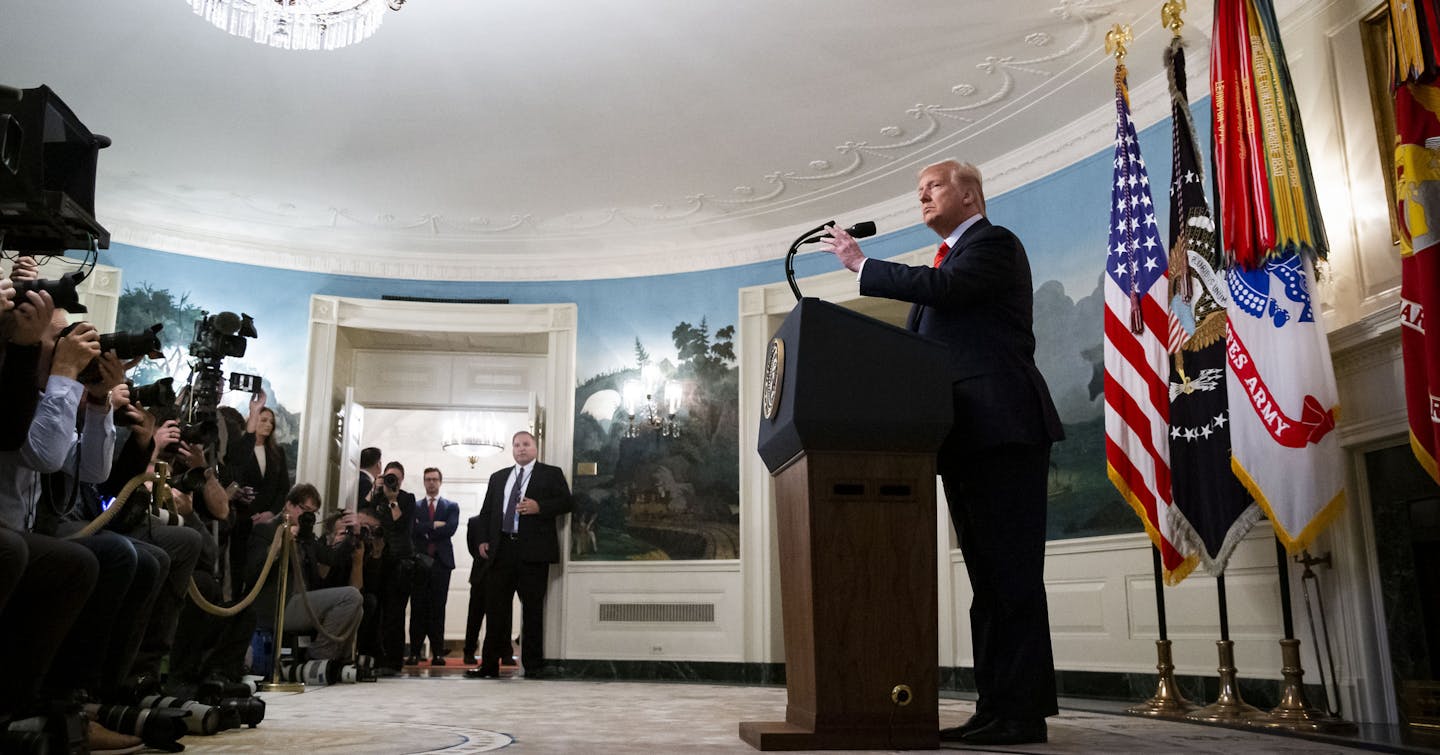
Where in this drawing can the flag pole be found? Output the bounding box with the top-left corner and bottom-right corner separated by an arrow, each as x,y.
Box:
1123,1 -> 1203,720
1127,545 -> 1196,716
1186,573 -> 1263,722
1248,538 -> 1356,733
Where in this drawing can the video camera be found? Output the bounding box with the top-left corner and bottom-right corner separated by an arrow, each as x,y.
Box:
168,310 -> 260,493
0,85 -> 109,254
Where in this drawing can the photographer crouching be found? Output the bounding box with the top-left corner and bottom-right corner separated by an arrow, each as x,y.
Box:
316,508 -> 386,661
245,484 -> 362,662
364,461 -> 415,674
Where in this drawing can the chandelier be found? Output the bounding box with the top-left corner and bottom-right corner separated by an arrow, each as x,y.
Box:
186,0 -> 406,52
442,413 -> 506,468
623,365 -> 683,439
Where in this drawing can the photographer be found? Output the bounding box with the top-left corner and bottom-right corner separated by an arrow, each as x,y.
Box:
0,258 -> 98,726
317,509 -> 385,660
365,460 -> 414,672
245,484 -> 362,662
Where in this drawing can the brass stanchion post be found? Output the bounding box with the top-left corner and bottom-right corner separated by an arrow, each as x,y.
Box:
259,514 -> 305,694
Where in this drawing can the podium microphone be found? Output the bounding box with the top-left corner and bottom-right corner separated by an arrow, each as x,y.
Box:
785,220 -> 877,301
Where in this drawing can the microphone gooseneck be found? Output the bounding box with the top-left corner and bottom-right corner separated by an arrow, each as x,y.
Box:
785,220 -> 877,301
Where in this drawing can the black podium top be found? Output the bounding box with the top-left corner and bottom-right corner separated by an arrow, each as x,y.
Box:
757,298 -> 954,474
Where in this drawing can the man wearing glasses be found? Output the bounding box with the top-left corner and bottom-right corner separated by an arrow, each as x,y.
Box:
246,483 -> 363,661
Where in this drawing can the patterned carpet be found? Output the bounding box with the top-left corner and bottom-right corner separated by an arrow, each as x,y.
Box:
174,678 -> 1405,754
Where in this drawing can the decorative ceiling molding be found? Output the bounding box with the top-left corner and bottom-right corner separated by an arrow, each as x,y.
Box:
95,0 -> 1203,274
108,33 -> 1211,283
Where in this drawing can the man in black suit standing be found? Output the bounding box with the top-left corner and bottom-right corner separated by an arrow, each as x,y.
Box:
466,431 -> 572,679
409,467 -> 459,665
822,159 -> 1064,746
358,446 -> 381,507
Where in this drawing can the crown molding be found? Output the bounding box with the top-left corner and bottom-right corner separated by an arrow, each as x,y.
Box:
105,2 -> 1227,282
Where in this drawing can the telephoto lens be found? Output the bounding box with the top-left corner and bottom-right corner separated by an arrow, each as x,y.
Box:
99,323 -> 163,360
14,271 -> 87,314
141,695 -> 223,735
131,377 -> 177,409
86,703 -> 189,750
216,697 -> 265,729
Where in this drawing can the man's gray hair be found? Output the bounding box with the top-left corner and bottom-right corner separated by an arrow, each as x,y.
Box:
921,159 -> 986,214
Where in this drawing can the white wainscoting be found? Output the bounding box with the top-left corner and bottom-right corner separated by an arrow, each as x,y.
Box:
950,530 -> 1288,679
561,561 -> 745,662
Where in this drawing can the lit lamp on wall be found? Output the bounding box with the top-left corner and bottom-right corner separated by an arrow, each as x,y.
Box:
442,413 -> 505,468
623,365 -> 683,439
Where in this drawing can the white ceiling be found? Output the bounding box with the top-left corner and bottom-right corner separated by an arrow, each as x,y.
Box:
2,0 -> 1209,278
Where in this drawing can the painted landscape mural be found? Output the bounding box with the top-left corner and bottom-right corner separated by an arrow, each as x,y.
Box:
92,98 -> 1205,555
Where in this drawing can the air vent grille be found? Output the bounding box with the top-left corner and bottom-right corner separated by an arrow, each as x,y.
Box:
598,602 -> 716,623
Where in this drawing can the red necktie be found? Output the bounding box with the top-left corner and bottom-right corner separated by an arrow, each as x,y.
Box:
428,498 -> 438,556
932,242 -> 950,268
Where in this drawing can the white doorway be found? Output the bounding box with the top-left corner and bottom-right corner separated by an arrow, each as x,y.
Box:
296,296 -> 577,653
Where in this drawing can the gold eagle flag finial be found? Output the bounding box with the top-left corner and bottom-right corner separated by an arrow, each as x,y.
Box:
1105,23 -> 1133,63
1161,0 -> 1186,38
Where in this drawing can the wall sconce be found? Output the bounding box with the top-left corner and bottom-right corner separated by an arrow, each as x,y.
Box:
623,365 -> 682,439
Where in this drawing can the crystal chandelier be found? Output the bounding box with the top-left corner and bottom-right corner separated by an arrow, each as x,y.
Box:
186,0 -> 405,51
623,365 -> 683,439
442,413 -> 506,468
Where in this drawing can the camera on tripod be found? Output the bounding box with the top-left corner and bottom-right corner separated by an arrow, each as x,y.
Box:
163,310 -> 259,493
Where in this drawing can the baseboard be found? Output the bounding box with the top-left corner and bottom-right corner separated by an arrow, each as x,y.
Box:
550,660 -> 1326,710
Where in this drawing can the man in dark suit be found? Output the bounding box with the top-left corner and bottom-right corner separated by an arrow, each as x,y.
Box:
409,466 -> 459,665
358,446 -> 381,508
461,513 -> 490,666
466,431 -> 572,679
823,159 -> 1064,746
365,459 -> 415,672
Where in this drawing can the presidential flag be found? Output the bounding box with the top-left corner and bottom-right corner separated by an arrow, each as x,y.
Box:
1163,36 -> 1259,575
1105,61 -> 1196,584
1391,0 -> 1440,484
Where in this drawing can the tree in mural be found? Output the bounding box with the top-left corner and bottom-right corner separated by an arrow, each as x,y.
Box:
117,283 -> 205,386
573,317 -> 739,561
116,283 -> 299,487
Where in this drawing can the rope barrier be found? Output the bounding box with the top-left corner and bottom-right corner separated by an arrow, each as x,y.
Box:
62,463 -> 170,540
186,522 -> 286,618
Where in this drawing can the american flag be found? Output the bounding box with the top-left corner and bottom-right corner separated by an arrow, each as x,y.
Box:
1103,66 -> 1195,583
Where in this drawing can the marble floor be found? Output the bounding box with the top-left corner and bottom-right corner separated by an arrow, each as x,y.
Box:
167,677 -> 1439,754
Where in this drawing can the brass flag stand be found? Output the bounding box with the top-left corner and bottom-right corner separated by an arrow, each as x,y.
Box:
1186,575 -> 1264,723
1247,540 -> 1355,733
1128,549 -> 1197,717
258,513 -> 305,694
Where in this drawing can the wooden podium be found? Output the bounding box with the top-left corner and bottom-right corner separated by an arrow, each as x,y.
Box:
742,299 -> 953,751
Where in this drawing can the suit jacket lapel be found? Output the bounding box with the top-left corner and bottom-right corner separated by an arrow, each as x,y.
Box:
910,217 -> 993,332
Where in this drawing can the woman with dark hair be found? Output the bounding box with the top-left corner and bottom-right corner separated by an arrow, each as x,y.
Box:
227,388 -> 290,592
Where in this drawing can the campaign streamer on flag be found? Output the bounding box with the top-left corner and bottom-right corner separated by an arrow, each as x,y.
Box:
1163,35 -> 1260,576
1215,0 -> 1346,552
1391,9 -> 1440,483
1211,0 -> 1329,269
1104,58 -> 1196,584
